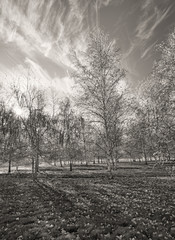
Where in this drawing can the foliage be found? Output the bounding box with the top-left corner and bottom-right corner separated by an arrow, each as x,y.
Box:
124,27 -> 175,163
72,29 -> 125,170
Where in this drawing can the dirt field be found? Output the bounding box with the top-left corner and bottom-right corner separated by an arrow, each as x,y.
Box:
0,165 -> 175,240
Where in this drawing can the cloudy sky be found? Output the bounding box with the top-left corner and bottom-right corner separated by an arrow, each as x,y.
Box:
0,0 -> 175,94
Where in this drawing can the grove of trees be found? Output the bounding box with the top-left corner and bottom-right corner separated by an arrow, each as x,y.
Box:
1,27 -> 175,175
125,27 -> 175,164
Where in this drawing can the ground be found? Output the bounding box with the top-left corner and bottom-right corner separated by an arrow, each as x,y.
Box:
0,163 -> 175,240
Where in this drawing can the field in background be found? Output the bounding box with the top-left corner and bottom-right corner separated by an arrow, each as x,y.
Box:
0,159 -> 166,174
0,163 -> 175,240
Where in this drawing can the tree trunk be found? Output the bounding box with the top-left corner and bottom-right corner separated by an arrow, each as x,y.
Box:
32,157 -> 35,174
60,158 -> 63,167
144,150 -> 148,165
70,161 -> 73,171
35,152 -> 39,173
98,156 -> 100,164
107,160 -> 114,179
107,160 -> 111,172
8,153 -> 12,174
142,141 -> 147,165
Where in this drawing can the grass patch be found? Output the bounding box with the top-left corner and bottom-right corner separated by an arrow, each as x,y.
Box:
0,165 -> 175,239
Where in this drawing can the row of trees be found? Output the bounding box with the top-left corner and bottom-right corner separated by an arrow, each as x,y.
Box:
0,86 -> 98,176
125,28 -> 175,163
0,30 -> 126,175
1,27 -> 175,174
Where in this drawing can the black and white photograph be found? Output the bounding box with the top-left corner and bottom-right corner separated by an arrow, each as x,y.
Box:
0,0 -> 175,239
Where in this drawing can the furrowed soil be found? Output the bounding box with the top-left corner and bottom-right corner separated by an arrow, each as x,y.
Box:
0,166 -> 175,240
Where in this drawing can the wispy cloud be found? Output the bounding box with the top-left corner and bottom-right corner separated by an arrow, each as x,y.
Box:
0,0 -> 173,94
140,41 -> 157,59
124,1 -> 171,62
136,3 -> 171,41
123,42 -> 136,59
0,0 -> 100,94
0,0 -> 127,76
141,0 -> 152,12
0,0 -> 91,64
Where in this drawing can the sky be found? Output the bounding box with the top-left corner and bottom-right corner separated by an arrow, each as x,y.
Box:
0,0 -> 175,96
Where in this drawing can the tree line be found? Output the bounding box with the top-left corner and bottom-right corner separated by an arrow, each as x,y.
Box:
125,27 -> 175,164
0,28 -> 175,175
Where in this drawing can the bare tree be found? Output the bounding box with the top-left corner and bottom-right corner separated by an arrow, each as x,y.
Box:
0,102 -> 21,173
13,84 -> 49,177
72,29 -> 125,171
59,97 -> 82,171
124,27 -> 175,165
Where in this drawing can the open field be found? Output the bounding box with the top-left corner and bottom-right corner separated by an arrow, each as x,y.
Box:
0,164 -> 175,240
